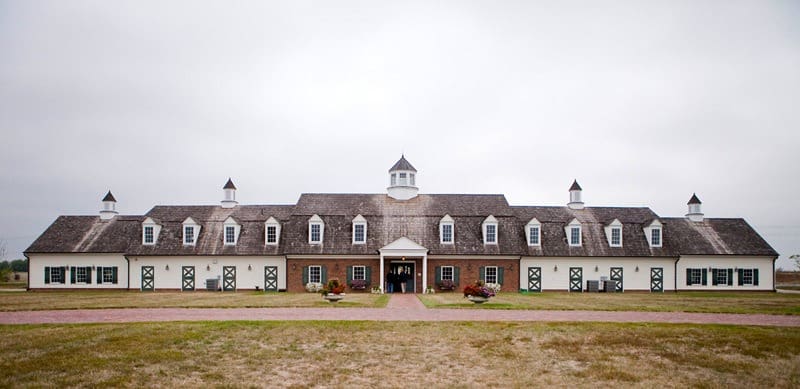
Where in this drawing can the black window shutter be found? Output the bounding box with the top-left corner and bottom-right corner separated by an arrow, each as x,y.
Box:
112,267 -> 118,284
44,267 -> 50,284
479,266 -> 486,282
346,266 -> 353,284
365,266 -> 371,286
497,267 -> 505,285
753,269 -> 759,286
321,266 -> 327,284
302,267 -> 308,285
60,267 -> 66,284
686,269 -> 691,286
712,269 -> 718,286
701,268 -> 707,286
727,269 -> 733,286
454,266 -> 460,286
86,267 -> 92,284
738,269 -> 744,286
434,266 -> 441,283
70,267 -> 76,284
97,267 -> 103,284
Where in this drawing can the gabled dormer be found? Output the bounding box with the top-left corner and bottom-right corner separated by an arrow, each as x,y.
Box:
352,214 -> 367,244
643,219 -> 663,248
142,217 -> 161,245
526,218 -> 541,246
604,219 -> 623,247
565,218 -> 582,247
223,216 -> 241,245
482,215 -> 498,245
439,214 -> 454,244
265,217 -> 281,246
182,217 -> 201,246
308,214 -> 324,244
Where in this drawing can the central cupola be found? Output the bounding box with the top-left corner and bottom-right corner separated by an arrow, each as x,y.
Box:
387,155 -> 418,200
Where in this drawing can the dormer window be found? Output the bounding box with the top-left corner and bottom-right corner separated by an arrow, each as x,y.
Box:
182,217 -> 201,246
309,214 -> 324,244
439,214 -> 454,244
643,220 -> 663,248
605,219 -> 623,247
223,217 -> 241,245
482,215 -> 498,245
142,217 -> 161,245
390,173 -> 397,186
526,218 -> 541,246
265,217 -> 280,246
352,215 -> 367,244
565,218 -> 582,247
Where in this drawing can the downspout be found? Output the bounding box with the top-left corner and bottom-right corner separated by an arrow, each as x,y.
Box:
24,254 -> 30,291
674,256 -> 680,293
772,256 -> 777,292
124,255 -> 131,290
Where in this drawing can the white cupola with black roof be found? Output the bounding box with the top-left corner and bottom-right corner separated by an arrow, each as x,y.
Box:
567,180 -> 584,210
387,155 -> 418,200
221,178 -> 238,208
686,193 -> 704,222
99,191 -> 118,220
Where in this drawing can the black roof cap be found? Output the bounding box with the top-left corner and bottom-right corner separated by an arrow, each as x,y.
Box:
389,155 -> 417,172
223,178 -> 237,190
102,191 -> 116,202
569,180 -> 582,191
688,193 -> 702,205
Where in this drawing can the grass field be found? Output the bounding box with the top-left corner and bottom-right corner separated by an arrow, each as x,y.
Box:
0,291 -> 389,311
419,291 -> 800,315
0,321 -> 797,387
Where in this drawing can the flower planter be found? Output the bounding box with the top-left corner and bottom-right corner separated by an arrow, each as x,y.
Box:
323,294 -> 345,303
467,295 -> 489,304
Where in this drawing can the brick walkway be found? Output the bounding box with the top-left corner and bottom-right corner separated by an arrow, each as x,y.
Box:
1,294 -> 799,327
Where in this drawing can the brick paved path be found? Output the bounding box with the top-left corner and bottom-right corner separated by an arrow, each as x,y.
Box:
1,294 -> 799,327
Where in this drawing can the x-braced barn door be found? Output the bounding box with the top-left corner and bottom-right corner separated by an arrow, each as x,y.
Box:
264,266 -> 278,291
650,267 -> 663,292
223,266 -> 236,291
569,267 -> 583,292
141,266 -> 154,291
527,267 -> 541,292
610,267 -> 623,292
182,266 -> 195,291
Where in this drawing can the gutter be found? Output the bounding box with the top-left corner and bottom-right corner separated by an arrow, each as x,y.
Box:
772,256 -> 778,292
24,254 -> 30,291
674,256 -> 679,293
124,255 -> 131,290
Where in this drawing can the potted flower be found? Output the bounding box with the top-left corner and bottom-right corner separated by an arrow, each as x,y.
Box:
437,279 -> 456,291
463,280 -> 496,304
349,279 -> 368,291
322,278 -> 347,303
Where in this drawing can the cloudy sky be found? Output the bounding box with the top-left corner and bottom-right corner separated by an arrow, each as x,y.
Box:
1,1 -> 798,268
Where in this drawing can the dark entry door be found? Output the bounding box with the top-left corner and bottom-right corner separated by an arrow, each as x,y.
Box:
223,266 -> 236,291
182,266 -> 195,291
527,267 -> 541,292
569,267 -> 583,292
141,266 -> 154,291
264,266 -> 278,291
650,267 -> 663,292
391,263 -> 415,293
610,267 -> 623,292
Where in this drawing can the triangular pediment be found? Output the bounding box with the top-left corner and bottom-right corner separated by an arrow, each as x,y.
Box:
380,237 -> 427,252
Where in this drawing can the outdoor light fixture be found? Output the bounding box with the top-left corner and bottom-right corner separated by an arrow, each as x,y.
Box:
635,266 -> 639,272
594,265 -> 599,272
207,265 -> 211,271
165,264 -> 169,271
554,265 -> 558,272
508,264 -> 513,271
248,265 -> 252,271
291,264 -> 296,270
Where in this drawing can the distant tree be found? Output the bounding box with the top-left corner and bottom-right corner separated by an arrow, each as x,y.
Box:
0,261 -> 9,271
10,259 -> 27,272
792,255 -> 800,271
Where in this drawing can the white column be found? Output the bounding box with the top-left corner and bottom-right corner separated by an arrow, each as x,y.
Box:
422,253 -> 428,292
379,252 -> 385,294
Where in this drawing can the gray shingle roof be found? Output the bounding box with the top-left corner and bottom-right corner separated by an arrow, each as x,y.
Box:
102,191 -> 116,202
389,155 -> 417,172
223,178 -> 237,190
661,218 -> 778,256
688,193 -> 702,204
569,180 -> 582,191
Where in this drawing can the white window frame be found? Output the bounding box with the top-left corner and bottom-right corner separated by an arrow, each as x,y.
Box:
353,265 -> 366,280
75,267 -> 87,283
142,217 -> 161,245
309,265 -> 322,284
182,217 -> 201,246
441,265 -> 454,281
526,218 -> 541,246
50,267 -> 63,283
650,228 -> 661,247
266,225 -> 278,244
352,214 -> 367,245
390,173 -> 397,186
265,217 -> 281,246
565,219 -> 582,247
715,269 -> 729,286
143,226 -> 154,244
482,215 -> 498,245
440,215 -> 454,244
398,172 -> 407,185
222,217 -> 240,246
184,226 -> 195,245
741,269 -> 754,285
689,268 -> 702,285
643,220 -> 663,248
485,266 -> 498,284
610,227 -> 621,247
410,173 -> 415,186
102,267 -> 114,283
225,226 -> 236,245
309,215 -> 324,244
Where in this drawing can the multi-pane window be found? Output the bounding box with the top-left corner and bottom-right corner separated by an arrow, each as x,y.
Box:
143,226 -> 154,244
651,228 -> 661,246
410,174 -> 415,186
75,267 -> 87,283
485,266 -> 498,284
390,173 -> 397,186
310,224 -> 321,243
485,224 -> 497,244
353,265 -> 366,280
441,266 -> 454,281
184,226 -> 195,245
398,172 -> 407,185
309,265 -> 321,283
266,225 -> 277,244
529,226 -> 540,245
742,269 -> 754,285
50,267 -> 63,283
441,224 -> 453,243
715,269 -> 728,285
225,226 -> 236,244
690,269 -> 702,285
353,224 -> 366,244
570,227 -> 581,246
103,267 -> 114,283
611,227 -> 621,246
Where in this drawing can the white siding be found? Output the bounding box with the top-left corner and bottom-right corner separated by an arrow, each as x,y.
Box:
519,257 -> 677,291
676,256 -> 774,291
28,253 -> 128,289
129,256 -> 286,291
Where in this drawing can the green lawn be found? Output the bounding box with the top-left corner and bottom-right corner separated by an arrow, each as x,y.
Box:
0,291 -> 389,311
0,321 -> 798,387
419,291 -> 800,315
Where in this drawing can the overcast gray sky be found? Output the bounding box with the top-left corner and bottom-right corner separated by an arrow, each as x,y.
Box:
1,1 -> 798,268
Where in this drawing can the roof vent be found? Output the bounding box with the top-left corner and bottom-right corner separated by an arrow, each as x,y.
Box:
99,191 -> 118,220
567,180 -> 584,210
686,193 -> 704,222
387,155 -> 418,200
221,178 -> 238,208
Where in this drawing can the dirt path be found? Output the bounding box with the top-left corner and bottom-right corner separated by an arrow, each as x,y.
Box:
1,294 -> 798,327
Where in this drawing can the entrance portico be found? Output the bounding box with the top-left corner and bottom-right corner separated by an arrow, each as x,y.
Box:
379,237 -> 428,293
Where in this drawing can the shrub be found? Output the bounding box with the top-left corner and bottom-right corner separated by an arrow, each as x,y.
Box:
463,280 -> 496,298
305,282 -> 324,293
